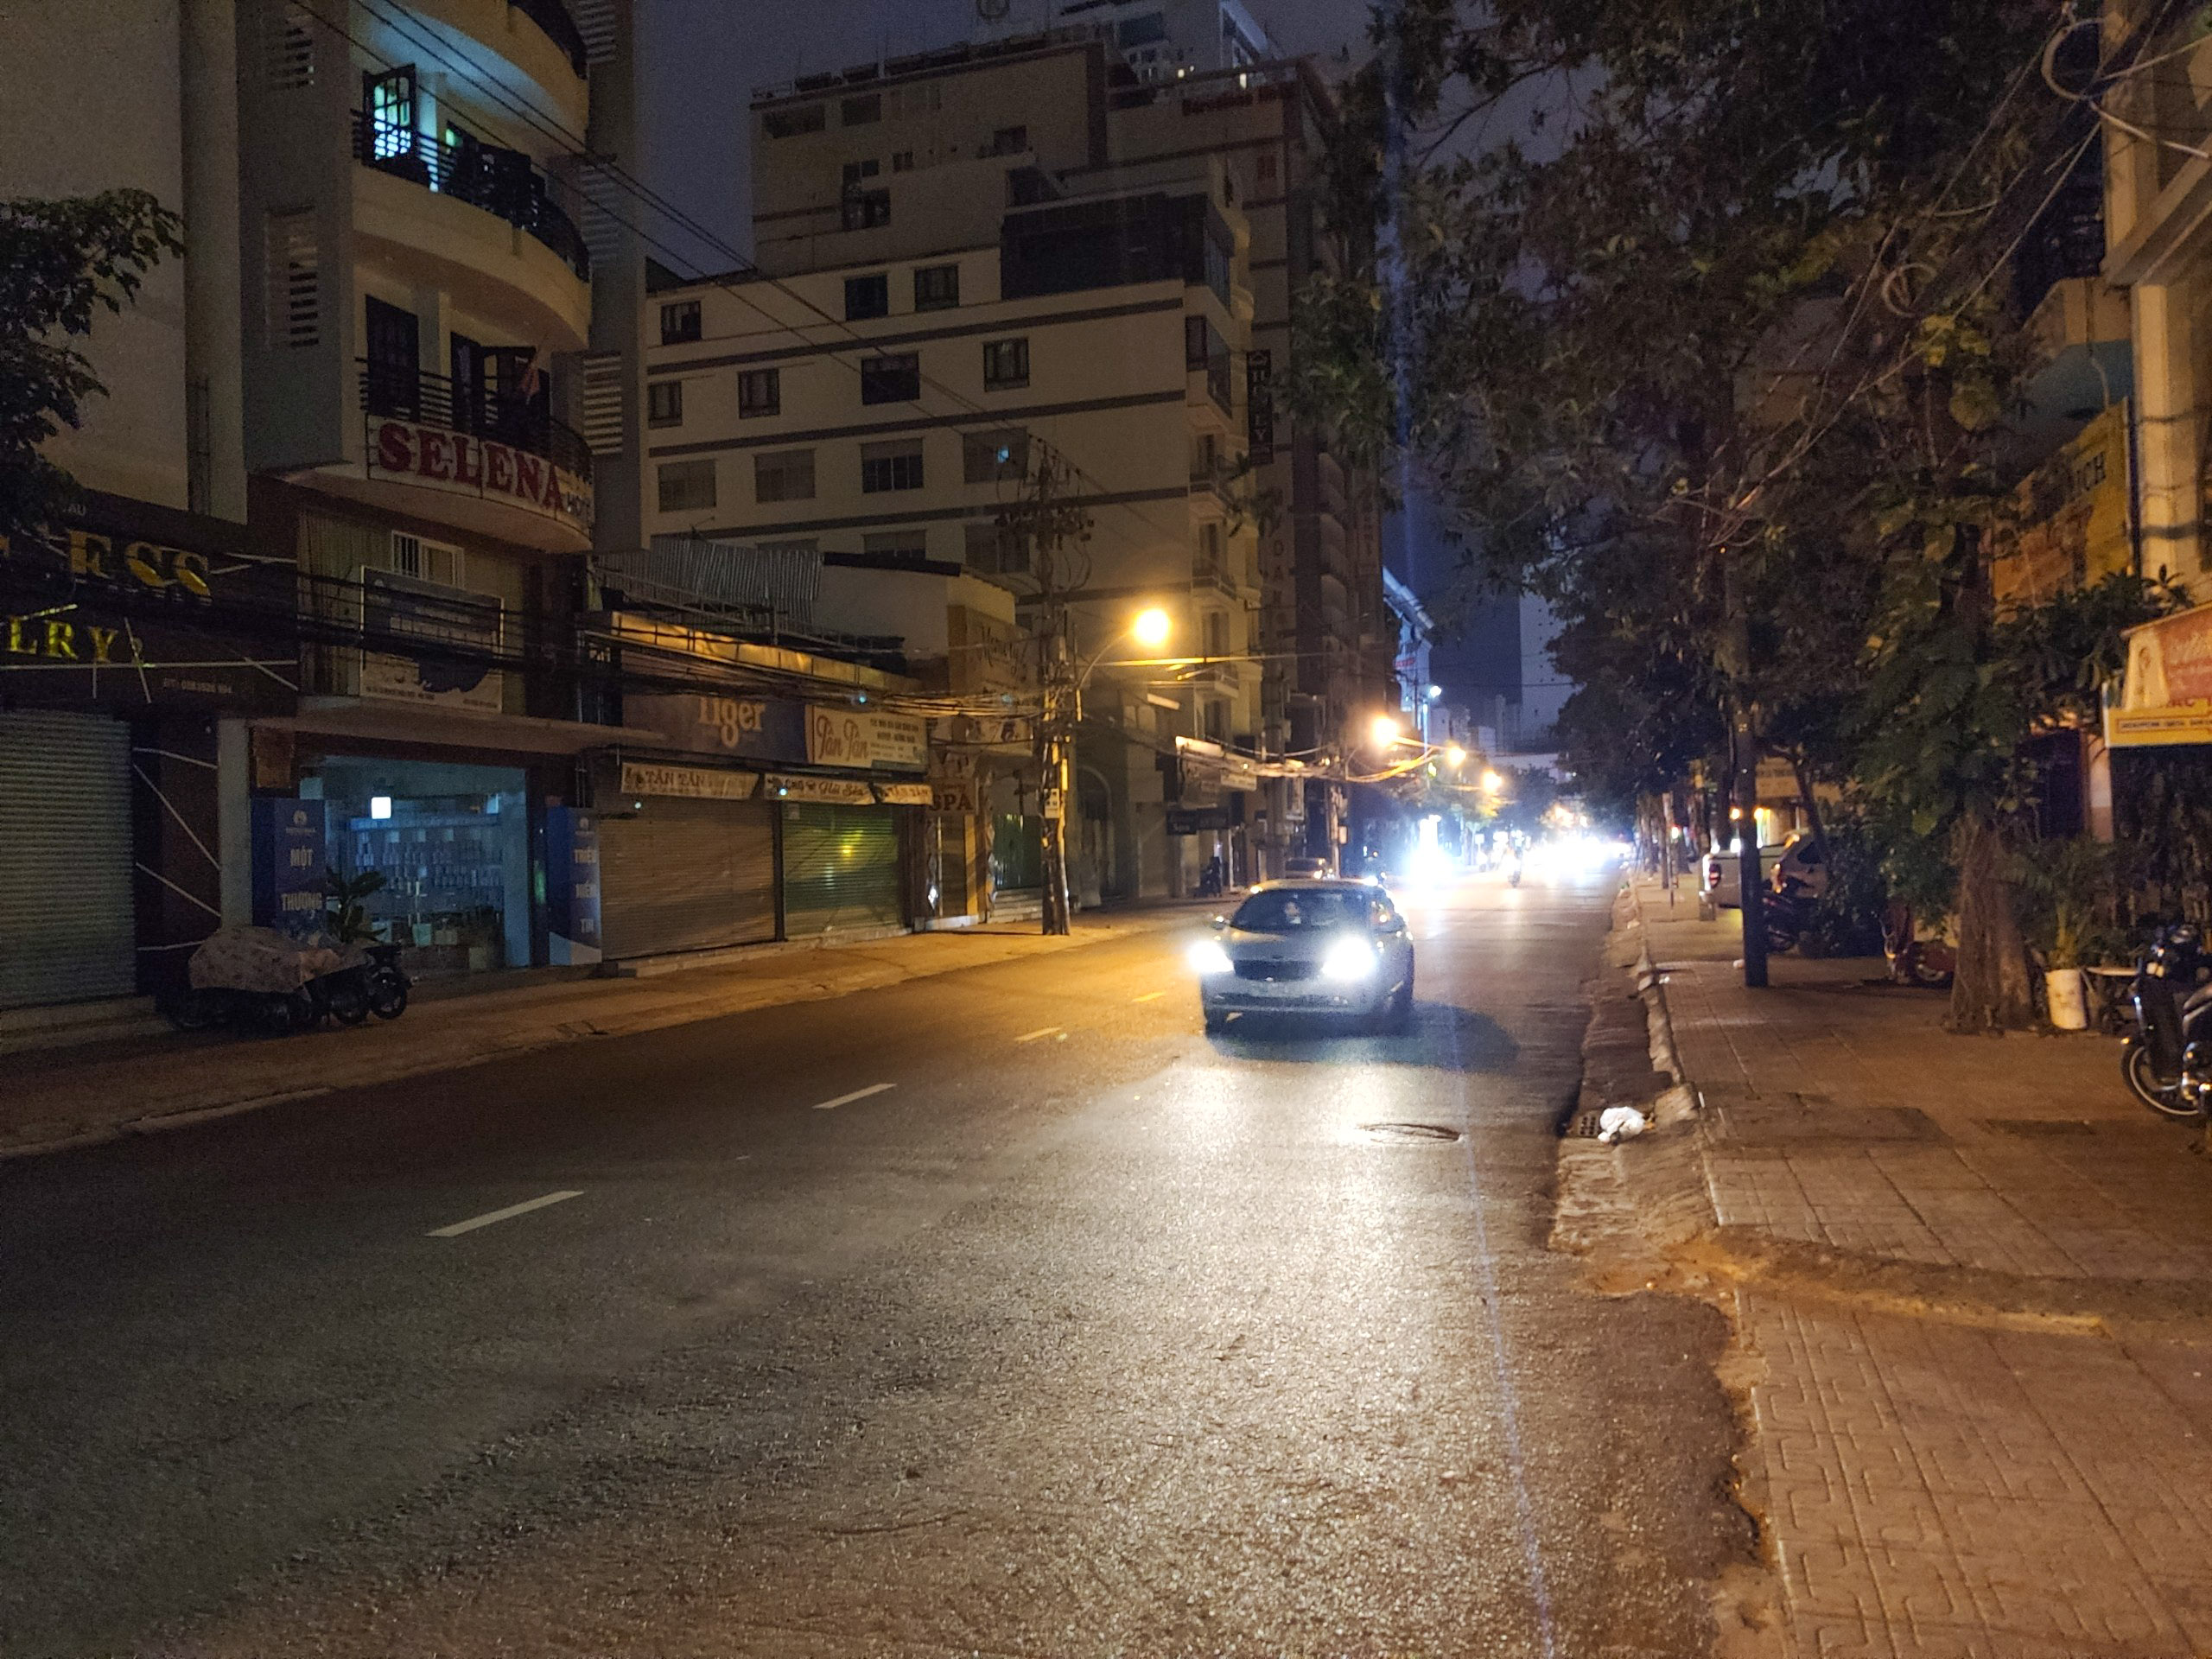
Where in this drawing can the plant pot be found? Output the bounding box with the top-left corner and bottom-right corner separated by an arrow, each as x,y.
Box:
2045,967 -> 2089,1031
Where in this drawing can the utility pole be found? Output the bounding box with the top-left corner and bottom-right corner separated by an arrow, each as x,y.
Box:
1721,551 -> 1767,988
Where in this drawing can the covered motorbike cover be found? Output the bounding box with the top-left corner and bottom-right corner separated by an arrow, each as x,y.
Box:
188,927 -> 346,994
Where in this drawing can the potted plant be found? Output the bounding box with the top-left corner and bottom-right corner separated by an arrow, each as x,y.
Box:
2018,838 -> 2114,1031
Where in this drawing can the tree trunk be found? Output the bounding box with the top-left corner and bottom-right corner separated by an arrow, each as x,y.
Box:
1948,813 -> 2035,1033
1789,752 -> 1828,865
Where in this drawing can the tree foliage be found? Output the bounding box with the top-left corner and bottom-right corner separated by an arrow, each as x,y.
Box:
0,190 -> 183,542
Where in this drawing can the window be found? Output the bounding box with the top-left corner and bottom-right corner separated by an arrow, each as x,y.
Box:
892,149 -> 915,172
844,272 -> 889,320
841,158 -> 880,188
862,531 -> 930,563
1203,611 -> 1230,658
763,102 -> 825,137
657,459 -> 716,513
988,124 -> 1028,156
964,521 -> 1026,576
842,190 -> 891,232
1116,11 -> 1167,47
364,65 -> 416,161
646,379 -> 683,426
1192,433 -> 1219,477
842,93 -> 882,125
1203,699 -> 1229,741
860,353 -> 920,404
1196,521 -> 1223,574
982,336 -> 1029,391
963,429 -> 1029,484
753,448 -> 816,503
861,439 -> 924,493
913,263 -> 959,310
265,210 -> 319,349
1256,150 -> 1278,186
390,531 -> 462,588
660,300 -> 701,344
738,367 -> 780,418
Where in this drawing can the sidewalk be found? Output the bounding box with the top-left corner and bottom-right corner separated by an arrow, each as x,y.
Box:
1563,877 -> 2212,1659
0,912 -> 1189,1164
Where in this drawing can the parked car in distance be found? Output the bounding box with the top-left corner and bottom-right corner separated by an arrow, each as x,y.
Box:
1702,839 -> 1809,907
1282,855 -> 1332,880
1191,880 -> 1414,1034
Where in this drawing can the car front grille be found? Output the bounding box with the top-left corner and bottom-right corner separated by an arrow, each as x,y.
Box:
1236,958 -> 1319,982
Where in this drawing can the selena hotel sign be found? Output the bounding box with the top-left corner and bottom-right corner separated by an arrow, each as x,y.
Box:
368,419 -> 593,532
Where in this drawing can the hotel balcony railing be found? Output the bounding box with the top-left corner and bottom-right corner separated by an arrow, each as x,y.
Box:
512,0 -> 588,78
351,113 -> 591,281
357,359 -> 594,484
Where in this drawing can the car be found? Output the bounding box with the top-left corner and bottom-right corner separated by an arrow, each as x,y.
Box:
1700,834 -> 1825,908
1191,879 -> 1415,1034
1282,855 -> 1332,880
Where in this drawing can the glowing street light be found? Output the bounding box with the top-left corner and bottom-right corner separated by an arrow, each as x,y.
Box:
1370,714 -> 1402,751
1130,606 -> 1172,650
1444,743 -> 1467,768
1480,768 -> 1503,794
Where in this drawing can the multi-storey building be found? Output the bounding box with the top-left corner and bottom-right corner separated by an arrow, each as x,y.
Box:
635,33 -> 1268,902
0,0 -> 295,1020
232,0 -> 636,979
984,0 -> 1274,85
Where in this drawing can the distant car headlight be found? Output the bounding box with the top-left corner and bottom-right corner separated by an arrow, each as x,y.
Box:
1190,940 -> 1235,976
1321,938 -> 1378,981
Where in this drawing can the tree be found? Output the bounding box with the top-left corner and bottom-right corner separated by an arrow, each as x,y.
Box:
1,191 -> 183,542
1290,0 -> 2130,1019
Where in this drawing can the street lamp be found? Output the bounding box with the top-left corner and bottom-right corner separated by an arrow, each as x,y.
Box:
1039,605 -> 1173,937
1130,606 -> 1172,651
1444,744 -> 1467,769
1370,714 -> 1402,751
1481,768 -> 1503,794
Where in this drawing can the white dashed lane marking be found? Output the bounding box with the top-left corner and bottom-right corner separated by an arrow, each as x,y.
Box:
810,1083 -> 895,1111
426,1191 -> 583,1238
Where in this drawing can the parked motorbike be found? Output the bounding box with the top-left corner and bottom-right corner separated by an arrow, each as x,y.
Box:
2121,922 -> 2212,1122
1762,873 -> 1817,954
159,928 -> 410,1037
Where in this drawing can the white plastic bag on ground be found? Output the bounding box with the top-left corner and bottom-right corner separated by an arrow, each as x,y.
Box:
1597,1105 -> 1649,1144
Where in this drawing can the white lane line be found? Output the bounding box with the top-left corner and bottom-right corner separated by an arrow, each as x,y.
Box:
811,1082 -> 894,1111
1131,991 -> 1166,1003
426,1190 -> 583,1238
1012,1025 -> 1065,1044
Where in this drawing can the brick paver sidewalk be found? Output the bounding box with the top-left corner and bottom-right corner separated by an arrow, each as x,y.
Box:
1581,878 -> 2212,1659
0,913 -> 1185,1163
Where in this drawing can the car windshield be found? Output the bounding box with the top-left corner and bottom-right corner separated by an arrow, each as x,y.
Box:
1230,889 -> 1371,932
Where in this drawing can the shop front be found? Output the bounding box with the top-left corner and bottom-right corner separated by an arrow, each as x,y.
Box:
0,491 -> 296,1010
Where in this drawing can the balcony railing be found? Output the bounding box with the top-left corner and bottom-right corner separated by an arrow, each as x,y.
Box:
351,113 -> 591,281
512,0 -> 588,79
357,359 -> 594,484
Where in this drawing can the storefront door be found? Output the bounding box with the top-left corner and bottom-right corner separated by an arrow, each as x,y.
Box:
598,797 -> 777,958
0,710 -> 135,1008
781,804 -> 900,937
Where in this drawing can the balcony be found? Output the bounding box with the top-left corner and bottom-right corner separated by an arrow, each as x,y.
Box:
352,113 -> 590,281
333,359 -> 594,550
512,0 -> 588,78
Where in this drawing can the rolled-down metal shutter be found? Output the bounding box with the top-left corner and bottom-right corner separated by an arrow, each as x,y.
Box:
598,797 -> 776,957
780,803 -> 899,936
0,710 -> 135,1007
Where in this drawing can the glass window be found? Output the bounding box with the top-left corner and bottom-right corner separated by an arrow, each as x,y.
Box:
963,429 -> 1029,485
963,522 -> 1026,576
753,448 -> 816,503
657,459 -> 715,512
844,272 -> 889,320
365,65 -> 416,162
860,353 -> 920,404
860,440 -> 924,493
892,149 -> 915,172
762,102 -> 825,138
841,190 -> 891,232
842,93 -> 881,125
646,379 -> 683,426
862,531 -> 930,563
982,336 -> 1029,391
738,366 -> 779,417
913,263 -> 960,310
660,300 -> 701,345
841,158 -> 880,187
989,124 -> 1028,155
1230,888 -> 1369,932
1204,611 -> 1229,657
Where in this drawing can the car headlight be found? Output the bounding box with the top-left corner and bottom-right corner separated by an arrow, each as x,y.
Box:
1189,940 -> 1235,976
1321,938 -> 1378,981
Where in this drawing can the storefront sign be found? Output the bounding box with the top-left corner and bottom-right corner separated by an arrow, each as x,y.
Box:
368,419 -> 594,532
806,704 -> 927,771
766,773 -> 877,805
948,605 -> 1027,693
625,692 -> 808,764
2109,601 -> 2212,747
1167,807 -> 1231,836
359,569 -> 505,712
251,798 -> 327,938
875,782 -> 935,805
619,760 -> 760,800
1993,401 -> 2133,607
543,807 -> 601,965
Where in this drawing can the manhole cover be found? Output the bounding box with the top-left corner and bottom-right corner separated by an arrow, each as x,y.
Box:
1357,1122 -> 1462,1142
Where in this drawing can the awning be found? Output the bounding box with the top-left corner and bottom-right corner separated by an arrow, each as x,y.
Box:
268,696 -> 643,756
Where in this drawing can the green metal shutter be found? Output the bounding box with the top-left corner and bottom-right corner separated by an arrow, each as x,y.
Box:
780,803 -> 900,936
598,797 -> 776,957
0,710 -> 136,1008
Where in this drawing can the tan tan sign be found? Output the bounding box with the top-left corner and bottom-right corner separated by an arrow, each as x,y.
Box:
618,761 -> 759,800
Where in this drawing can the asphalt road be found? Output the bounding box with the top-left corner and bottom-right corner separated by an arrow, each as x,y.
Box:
0,868 -> 1746,1658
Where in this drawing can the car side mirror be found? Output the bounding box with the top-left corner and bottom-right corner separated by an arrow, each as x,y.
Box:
1380,915 -> 1406,935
